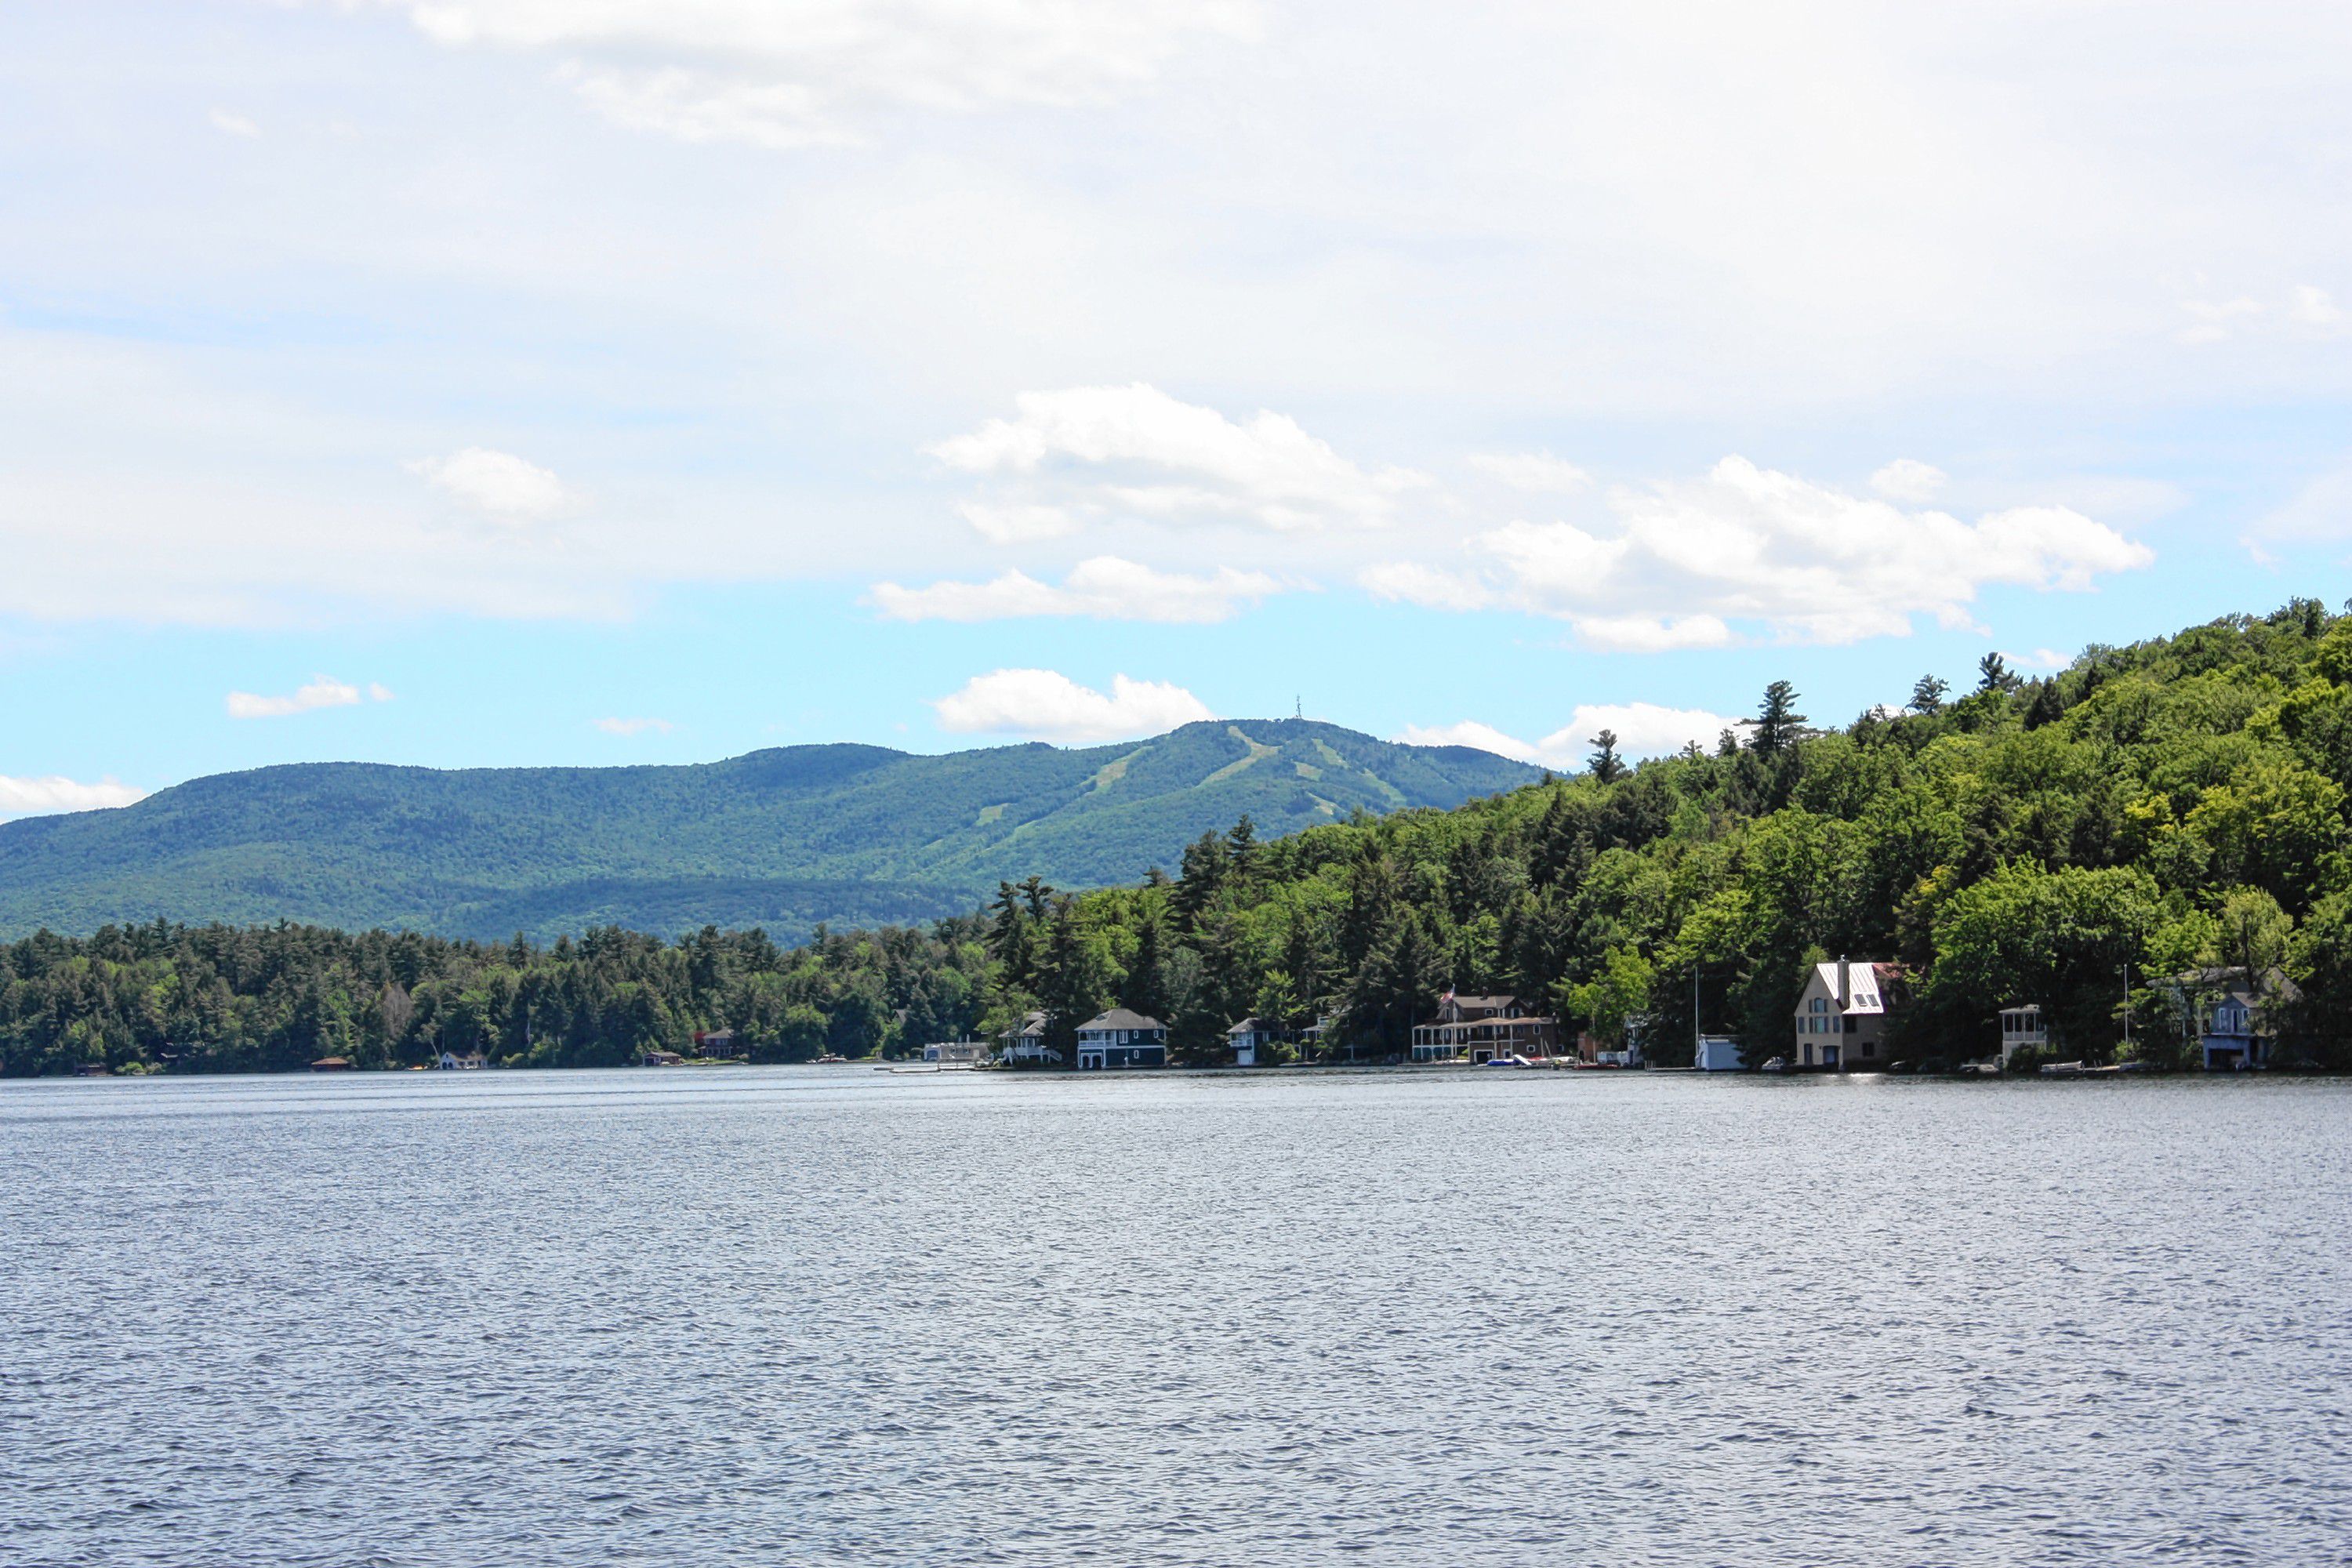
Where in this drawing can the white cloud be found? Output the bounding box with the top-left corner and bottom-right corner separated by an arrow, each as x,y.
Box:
871,556 -> 1279,623
224,675 -> 394,720
1471,452 -> 1591,494
208,109 -> 260,138
932,383 -> 1426,537
0,775 -> 149,821
348,0 -> 1256,150
594,716 -> 674,735
1363,456 -> 2151,649
1869,459 -> 1946,503
1399,702 -> 1738,768
931,668 -> 1214,743
408,447 -> 570,523
2292,285 -> 2347,332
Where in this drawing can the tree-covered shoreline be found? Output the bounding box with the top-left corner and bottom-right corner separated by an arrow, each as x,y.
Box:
9,601 -> 2352,1077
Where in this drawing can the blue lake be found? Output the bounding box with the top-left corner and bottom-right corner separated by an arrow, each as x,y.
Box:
3,1067 -> 2347,1565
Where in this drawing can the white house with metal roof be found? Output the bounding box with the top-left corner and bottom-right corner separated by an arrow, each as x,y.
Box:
1791,958 -> 1897,1069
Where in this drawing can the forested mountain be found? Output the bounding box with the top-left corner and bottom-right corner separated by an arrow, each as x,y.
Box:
9,601 -> 2352,1078
0,720 -> 1536,942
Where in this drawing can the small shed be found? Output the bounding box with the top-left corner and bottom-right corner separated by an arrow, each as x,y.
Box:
1693,1036 -> 1744,1072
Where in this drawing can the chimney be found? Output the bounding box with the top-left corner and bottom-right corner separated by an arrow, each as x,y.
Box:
1837,955 -> 1851,1010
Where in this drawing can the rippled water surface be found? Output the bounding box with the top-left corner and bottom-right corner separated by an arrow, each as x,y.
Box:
3,1068 -> 2349,1566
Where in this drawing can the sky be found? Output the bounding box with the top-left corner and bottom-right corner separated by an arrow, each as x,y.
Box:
4,0 -> 2351,816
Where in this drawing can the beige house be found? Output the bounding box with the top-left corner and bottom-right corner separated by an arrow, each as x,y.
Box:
1791,958 -> 1898,1069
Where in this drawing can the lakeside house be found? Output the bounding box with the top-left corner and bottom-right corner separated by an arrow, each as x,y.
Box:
1791,958 -> 1900,1069
692,1029 -> 746,1060
436,1047 -> 488,1070
1997,1004 -> 2048,1066
310,1056 -> 353,1072
1074,1009 -> 1167,1070
997,1011 -> 1061,1067
637,1048 -> 684,1066
2171,967 -> 2298,1070
1410,993 -> 1561,1063
1225,1017 -> 1279,1066
922,1039 -> 989,1063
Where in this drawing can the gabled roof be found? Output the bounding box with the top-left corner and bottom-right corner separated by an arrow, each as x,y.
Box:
1801,960 -> 1897,1014
1226,1017 -> 1269,1035
1078,1008 -> 1166,1033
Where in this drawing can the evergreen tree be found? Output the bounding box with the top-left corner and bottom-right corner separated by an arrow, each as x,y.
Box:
1124,911 -> 1171,1021
1976,652 -> 2020,694
1171,831 -> 1230,932
2023,679 -> 2066,730
1742,681 -> 1808,755
1908,674 -> 1948,713
1037,898 -> 1113,1065
1588,729 -> 1627,784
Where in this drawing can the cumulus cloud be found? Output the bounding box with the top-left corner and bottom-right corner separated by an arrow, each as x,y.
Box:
409,447 -> 570,523
931,668 -> 1214,743
594,716 -> 675,735
1363,456 -> 2151,649
1869,459 -> 1946,503
349,0 -> 1256,150
225,675 -> 394,720
0,775 -> 149,821
1399,702 -> 1738,768
1470,452 -> 1592,494
932,383 -> 1425,539
871,556 -> 1279,623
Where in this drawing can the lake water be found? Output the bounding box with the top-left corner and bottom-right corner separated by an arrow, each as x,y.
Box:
2,1067 -> 2347,1566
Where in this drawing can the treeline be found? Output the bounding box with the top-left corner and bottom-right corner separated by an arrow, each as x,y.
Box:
0,920 -> 989,1076
9,600 -> 2352,1076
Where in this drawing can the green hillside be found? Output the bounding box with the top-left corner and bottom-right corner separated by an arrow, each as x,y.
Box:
0,720 -> 1537,942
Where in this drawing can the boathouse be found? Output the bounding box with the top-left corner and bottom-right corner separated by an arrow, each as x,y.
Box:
1225,1017 -> 1279,1066
1073,1009 -> 1167,1070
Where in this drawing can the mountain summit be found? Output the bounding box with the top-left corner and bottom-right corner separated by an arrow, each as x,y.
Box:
0,720 -> 1537,941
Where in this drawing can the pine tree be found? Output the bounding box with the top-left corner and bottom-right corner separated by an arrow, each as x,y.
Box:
1908,674 -> 1948,714
2023,679 -> 2066,730
1125,912 -> 1171,1021
1588,728 -> 1628,784
1741,681 -> 1808,755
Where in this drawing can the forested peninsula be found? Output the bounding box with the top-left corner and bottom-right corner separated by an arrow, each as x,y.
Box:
8,601 -> 2352,1077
